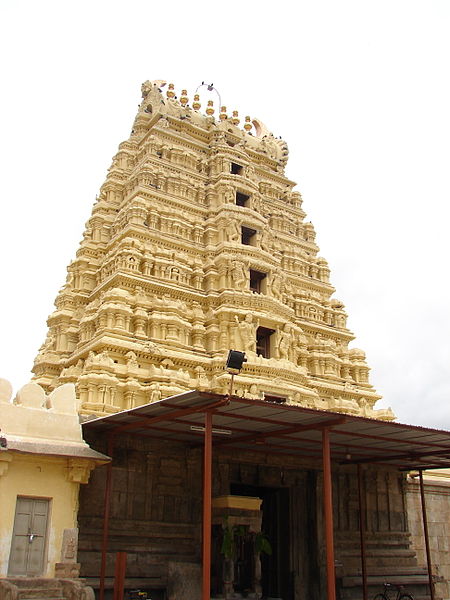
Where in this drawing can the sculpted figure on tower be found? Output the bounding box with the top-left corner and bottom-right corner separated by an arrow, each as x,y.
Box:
235,314 -> 259,354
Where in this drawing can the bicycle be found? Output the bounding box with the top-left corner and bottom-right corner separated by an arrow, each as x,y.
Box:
126,591 -> 149,600
373,582 -> 414,600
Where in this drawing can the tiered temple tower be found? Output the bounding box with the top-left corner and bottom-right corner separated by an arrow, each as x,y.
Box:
32,80 -> 394,420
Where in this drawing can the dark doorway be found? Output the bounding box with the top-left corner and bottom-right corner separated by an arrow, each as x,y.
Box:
256,326 -> 274,357
231,483 -> 292,600
236,191 -> 250,207
242,226 -> 257,246
250,270 -> 267,294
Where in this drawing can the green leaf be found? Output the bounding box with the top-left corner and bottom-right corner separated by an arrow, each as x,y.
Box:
255,531 -> 272,556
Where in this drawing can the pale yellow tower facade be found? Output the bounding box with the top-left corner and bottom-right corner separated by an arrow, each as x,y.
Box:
32,80 -> 393,420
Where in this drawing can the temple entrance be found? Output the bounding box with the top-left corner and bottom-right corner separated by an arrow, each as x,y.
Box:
231,484 -> 292,600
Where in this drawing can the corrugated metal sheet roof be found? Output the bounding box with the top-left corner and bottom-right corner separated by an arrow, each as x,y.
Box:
83,391 -> 450,470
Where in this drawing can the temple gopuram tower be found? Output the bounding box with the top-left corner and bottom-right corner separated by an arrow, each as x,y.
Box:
32,80 -> 394,421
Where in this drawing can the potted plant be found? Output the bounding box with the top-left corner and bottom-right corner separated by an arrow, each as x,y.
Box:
220,518 -> 272,599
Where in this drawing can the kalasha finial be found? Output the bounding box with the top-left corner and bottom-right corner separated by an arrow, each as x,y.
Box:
166,83 -> 175,99
231,110 -> 240,126
192,94 -> 201,111
180,90 -> 188,107
219,106 -> 228,121
244,116 -> 252,132
206,100 -> 215,116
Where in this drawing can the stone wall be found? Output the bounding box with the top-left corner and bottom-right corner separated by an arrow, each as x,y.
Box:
79,431 -> 422,600
406,475 -> 450,599
78,433 -> 203,593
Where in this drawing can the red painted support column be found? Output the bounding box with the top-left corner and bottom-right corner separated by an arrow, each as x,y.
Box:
322,427 -> 336,600
202,411 -> 213,600
357,464 -> 368,600
419,470 -> 435,600
100,435 -> 114,600
113,552 -> 127,600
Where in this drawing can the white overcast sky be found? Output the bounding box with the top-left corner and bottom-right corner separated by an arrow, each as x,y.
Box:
1,0 -> 449,428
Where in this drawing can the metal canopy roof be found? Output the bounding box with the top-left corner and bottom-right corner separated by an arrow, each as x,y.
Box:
83,391 -> 450,471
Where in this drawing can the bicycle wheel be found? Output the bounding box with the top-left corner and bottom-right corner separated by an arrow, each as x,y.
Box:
373,594 -> 388,600
399,594 -> 414,600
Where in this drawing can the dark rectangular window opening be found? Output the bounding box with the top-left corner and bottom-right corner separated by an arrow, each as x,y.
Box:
256,326 -> 275,358
264,394 -> 287,404
231,162 -> 244,175
236,192 -> 250,207
250,269 -> 266,294
242,226 -> 257,246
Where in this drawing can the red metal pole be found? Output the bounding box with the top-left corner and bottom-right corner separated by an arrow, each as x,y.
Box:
100,435 -> 114,600
202,411 -> 213,600
113,552 -> 127,600
357,464 -> 368,600
419,470 -> 435,600
322,427 -> 336,600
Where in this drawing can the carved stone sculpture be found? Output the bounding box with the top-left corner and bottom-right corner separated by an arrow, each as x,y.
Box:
235,314 -> 259,354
